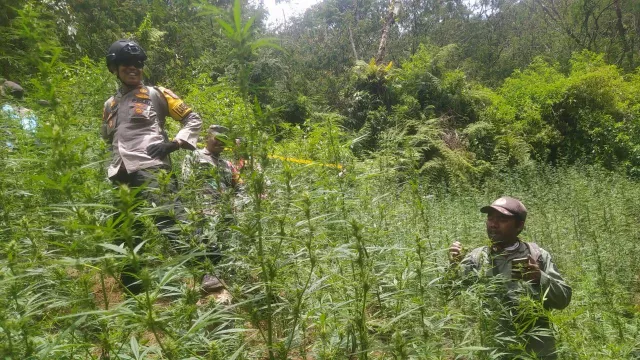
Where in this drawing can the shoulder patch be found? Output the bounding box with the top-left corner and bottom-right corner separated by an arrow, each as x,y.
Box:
156,86 -> 192,120
103,97 -> 117,125
172,102 -> 191,118
160,87 -> 179,99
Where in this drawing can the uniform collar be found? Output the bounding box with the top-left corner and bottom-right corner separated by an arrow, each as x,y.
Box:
503,241 -> 521,252
491,239 -> 521,254
118,83 -> 145,96
199,148 -> 220,162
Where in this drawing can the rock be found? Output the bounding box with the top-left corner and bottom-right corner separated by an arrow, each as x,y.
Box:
3,81 -> 24,98
37,100 -> 51,107
201,274 -> 226,294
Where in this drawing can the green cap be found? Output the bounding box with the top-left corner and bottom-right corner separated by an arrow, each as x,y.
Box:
207,125 -> 230,141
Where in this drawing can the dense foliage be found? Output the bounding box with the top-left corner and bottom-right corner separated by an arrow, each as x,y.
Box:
2,0 -> 640,358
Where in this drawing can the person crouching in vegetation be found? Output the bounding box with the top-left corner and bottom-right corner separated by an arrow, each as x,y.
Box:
101,39 -> 202,293
1,80 -> 37,150
182,125 -> 240,293
448,196 -> 572,359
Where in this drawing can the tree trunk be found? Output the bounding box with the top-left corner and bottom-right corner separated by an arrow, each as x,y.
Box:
348,26 -> 359,61
375,0 -> 396,64
613,0 -> 632,68
349,0 -> 360,61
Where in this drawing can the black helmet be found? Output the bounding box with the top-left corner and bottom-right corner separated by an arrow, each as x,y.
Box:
105,40 -> 147,69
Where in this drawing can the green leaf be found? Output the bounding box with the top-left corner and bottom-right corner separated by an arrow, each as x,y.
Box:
196,2 -> 222,17
99,243 -> 128,255
455,346 -> 492,352
233,0 -> 242,33
216,18 -> 235,38
133,240 -> 147,254
250,38 -> 283,51
130,336 -> 140,359
242,16 -> 255,35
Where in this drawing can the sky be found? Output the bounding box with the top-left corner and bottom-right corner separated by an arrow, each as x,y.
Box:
263,0 -> 321,28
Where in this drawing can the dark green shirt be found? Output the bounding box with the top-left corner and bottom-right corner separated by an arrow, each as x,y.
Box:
460,241 -> 571,310
457,240 -> 571,359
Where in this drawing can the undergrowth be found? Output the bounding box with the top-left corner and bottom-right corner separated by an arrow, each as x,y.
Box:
2,1 -> 640,359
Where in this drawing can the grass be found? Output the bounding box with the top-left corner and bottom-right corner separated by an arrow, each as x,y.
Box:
1,12 -> 639,354
3,113 -> 640,360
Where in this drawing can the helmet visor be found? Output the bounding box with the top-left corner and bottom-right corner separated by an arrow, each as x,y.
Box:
119,59 -> 144,69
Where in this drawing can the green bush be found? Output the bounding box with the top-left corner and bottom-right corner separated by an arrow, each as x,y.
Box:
480,52 -> 640,173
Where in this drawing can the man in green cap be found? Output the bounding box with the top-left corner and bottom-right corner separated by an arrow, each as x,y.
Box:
448,196 -> 572,359
182,125 -> 240,293
182,125 -> 240,199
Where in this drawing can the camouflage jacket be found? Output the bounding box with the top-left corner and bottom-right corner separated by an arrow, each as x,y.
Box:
182,148 -> 239,202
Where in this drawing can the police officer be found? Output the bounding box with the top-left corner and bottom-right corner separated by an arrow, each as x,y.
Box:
448,196 -> 572,359
182,125 -> 240,293
102,39 -> 201,184
102,39 -> 202,293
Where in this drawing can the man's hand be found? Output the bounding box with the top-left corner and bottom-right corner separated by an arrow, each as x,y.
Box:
522,254 -> 542,284
146,140 -> 180,159
513,255 -> 542,283
449,241 -> 464,263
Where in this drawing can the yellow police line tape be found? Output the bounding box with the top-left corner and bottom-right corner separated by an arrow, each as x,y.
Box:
196,143 -> 344,169
268,154 -> 343,170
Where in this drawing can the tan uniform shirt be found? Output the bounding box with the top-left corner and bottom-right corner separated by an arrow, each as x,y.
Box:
101,84 -> 201,178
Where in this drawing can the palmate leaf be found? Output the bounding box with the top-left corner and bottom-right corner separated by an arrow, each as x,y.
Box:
181,307 -> 232,337
216,18 -> 235,39
156,259 -> 185,287
228,341 -> 248,360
